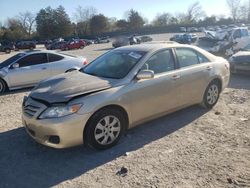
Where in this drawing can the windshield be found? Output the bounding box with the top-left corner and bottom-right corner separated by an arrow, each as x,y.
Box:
0,53 -> 25,69
82,50 -> 146,79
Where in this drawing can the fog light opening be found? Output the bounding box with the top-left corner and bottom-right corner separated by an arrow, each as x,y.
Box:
48,136 -> 60,144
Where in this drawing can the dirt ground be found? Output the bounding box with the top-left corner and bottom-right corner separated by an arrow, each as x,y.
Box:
0,34 -> 249,188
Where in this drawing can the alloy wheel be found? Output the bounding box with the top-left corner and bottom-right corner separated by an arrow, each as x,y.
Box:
94,115 -> 121,145
206,84 -> 219,105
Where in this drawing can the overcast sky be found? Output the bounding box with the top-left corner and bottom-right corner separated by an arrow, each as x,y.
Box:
0,0 -> 231,24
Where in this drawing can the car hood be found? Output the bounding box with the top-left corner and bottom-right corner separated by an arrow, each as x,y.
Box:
30,71 -> 115,104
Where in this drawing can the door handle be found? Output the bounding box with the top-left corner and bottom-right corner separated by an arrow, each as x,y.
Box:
41,67 -> 47,70
172,75 -> 180,80
206,66 -> 213,71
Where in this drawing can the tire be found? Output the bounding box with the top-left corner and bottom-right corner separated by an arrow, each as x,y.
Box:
84,108 -> 126,150
0,79 -> 8,94
80,45 -> 84,49
5,49 -> 11,54
201,80 -> 221,109
30,47 -> 34,50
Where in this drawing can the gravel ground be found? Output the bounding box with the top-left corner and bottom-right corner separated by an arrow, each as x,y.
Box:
0,34 -> 249,188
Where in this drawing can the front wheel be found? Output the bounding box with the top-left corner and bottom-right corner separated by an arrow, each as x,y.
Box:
0,79 -> 7,94
84,108 -> 126,150
201,80 -> 220,109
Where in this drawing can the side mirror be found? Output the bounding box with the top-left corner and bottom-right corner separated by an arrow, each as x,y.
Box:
12,63 -> 19,69
136,70 -> 154,80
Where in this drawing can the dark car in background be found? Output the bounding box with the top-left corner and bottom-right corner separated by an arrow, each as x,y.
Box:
94,37 -> 110,44
82,39 -> 94,45
46,41 -> 67,50
139,36 -> 153,42
0,41 -> 14,54
61,39 -> 86,51
229,51 -> 250,74
112,36 -> 129,48
129,36 -> 141,45
170,33 -> 197,44
15,41 -> 36,50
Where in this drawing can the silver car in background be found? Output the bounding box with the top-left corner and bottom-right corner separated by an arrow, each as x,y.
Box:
0,50 -> 87,93
22,43 -> 230,150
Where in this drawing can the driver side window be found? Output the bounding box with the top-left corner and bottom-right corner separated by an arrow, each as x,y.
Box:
143,50 -> 175,74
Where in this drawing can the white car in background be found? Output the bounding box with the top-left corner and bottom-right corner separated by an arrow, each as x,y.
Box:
0,50 -> 88,93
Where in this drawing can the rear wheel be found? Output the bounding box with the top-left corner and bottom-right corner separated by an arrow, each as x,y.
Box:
5,49 -> 11,54
80,45 -> 84,49
84,108 -> 126,150
0,79 -> 8,94
201,80 -> 220,109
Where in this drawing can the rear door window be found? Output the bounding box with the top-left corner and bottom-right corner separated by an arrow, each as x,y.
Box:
175,48 -> 200,68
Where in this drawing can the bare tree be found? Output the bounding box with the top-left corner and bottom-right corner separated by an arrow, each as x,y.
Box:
74,6 -> 97,22
186,2 -> 205,23
153,13 -> 172,26
74,6 -> 97,35
18,11 -> 36,36
227,0 -> 241,22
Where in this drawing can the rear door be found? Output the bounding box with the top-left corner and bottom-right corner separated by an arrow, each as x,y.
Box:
8,53 -> 51,87
173,47 -> 213,106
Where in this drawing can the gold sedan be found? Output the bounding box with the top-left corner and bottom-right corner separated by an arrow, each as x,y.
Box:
22,43 -> 230,150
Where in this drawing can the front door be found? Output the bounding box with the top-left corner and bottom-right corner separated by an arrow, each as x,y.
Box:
127,49 -> 181,124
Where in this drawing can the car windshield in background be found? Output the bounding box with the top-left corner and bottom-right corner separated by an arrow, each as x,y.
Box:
82,50 -> 146,79
0,53 -> 25,69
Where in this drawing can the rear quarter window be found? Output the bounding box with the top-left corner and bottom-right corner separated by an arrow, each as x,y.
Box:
48,53 -> 64,62
197,52 -> 210,63
175,48 -> 200,68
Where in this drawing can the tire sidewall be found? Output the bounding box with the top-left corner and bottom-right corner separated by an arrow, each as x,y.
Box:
0,79 -> 7,93
203,81 -> 220,109
85,109 -> 126,150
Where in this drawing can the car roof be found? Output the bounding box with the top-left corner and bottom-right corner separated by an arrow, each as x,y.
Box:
21,50 -> 62,55
233,51 -> 250,57
113,43 -> 217,61
113,42 -> 190,52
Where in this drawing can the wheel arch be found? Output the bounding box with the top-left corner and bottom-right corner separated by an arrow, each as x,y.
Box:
83,104 -> 129,143
210,77 -> 222,93
65,68 -> 79,73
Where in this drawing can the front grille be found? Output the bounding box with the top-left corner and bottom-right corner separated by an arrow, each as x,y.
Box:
23,104 -> 41,117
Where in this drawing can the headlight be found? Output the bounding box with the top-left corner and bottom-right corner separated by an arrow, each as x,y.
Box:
39,104 -> 82,119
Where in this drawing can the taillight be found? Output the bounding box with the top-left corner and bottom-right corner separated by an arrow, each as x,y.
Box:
83,58 -> 88,65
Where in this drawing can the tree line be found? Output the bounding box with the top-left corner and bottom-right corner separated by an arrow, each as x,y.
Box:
0,0 -> 249,42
